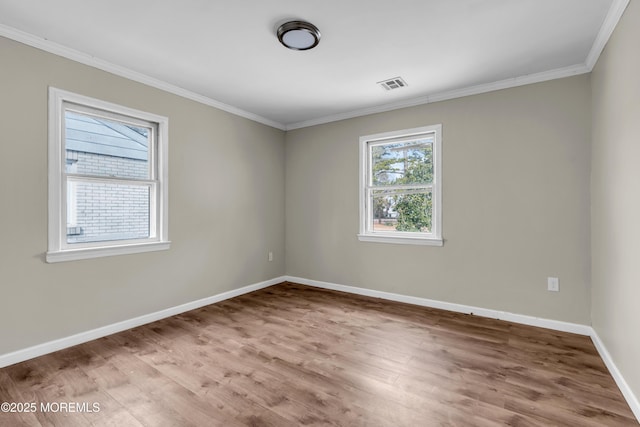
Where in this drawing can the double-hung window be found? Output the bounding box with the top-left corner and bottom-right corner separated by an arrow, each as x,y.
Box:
47,88 -> 169,262
358,124 -> 442,246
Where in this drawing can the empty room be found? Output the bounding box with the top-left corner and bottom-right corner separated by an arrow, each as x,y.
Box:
0,0 -> 639,425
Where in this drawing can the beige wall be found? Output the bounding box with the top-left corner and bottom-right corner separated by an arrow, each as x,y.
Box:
286,75 -> 592,324
591,0 -> 640,405
0,36 -> 286,355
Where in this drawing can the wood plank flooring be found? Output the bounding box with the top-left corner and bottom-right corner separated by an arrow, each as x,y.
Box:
0,282 -> 637,426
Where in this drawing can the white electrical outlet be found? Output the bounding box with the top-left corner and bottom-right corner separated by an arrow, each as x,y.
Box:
547,277 -> 559,292
268,251 -> 273,262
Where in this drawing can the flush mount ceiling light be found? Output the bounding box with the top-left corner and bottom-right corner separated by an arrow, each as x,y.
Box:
277,20 -> 321,51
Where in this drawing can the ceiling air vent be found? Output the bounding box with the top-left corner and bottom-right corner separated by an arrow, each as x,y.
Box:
378,77 -> 408,91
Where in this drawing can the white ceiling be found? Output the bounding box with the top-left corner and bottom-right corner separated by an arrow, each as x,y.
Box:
0,0 -> 627,130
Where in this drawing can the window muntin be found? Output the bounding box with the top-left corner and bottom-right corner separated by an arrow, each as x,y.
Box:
48,88 -> 169,262
359,125 -> 442,246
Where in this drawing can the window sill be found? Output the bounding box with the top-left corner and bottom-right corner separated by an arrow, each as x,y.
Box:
46,241 -> 170,263
357,234 -> 443,246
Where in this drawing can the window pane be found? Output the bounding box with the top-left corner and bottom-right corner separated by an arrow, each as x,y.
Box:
372,189 -> 432,233
67,181 -> 151,244
65,111 -> 150,179
371,137 -> 433,186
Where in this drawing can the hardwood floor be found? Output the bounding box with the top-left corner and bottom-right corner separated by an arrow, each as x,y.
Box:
0,282 -> 637,426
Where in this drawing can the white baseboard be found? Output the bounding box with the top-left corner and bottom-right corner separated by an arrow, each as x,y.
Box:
0,276 -> 286,369
285,276 -> 592,335
2,274 -> 637,423
590,330 -> 640,421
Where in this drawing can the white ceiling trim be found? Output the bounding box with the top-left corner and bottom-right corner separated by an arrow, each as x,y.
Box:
0,0 -> 629,132
585,0 -> 630,70
0,24 -> 286,131
285,63 -> 591,130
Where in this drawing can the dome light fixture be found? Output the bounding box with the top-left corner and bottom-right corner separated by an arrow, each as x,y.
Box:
277,20 -> 321,51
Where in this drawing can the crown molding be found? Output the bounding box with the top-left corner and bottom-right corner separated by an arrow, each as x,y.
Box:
282,0 -> 629,130
1,0 -> 628,133
0,24 -> 286,131
285,63 -> 590,130
585,0 -> 630,70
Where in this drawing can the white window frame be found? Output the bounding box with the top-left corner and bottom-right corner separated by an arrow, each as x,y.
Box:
358,124 -> 443,246
47,87 -> 170,262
